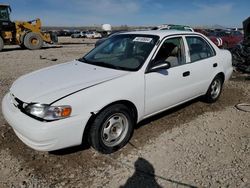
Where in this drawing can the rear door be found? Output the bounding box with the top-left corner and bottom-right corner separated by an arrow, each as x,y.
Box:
183,35 -> 218,95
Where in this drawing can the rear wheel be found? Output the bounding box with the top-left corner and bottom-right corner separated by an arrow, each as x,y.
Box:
89,104 -> 134,154
203,75 -> 223,103
0,37 -> 4,51
24,32 -> 43,50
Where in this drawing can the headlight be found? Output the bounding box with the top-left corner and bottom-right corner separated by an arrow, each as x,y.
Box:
25,103 -> 72,121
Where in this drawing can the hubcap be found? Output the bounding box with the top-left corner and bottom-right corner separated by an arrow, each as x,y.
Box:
210,79 -> 221,99
31,38 -> 39,45
101,113 -> 129,147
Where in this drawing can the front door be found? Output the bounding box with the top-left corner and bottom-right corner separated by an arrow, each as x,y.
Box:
144,36 -> 193,116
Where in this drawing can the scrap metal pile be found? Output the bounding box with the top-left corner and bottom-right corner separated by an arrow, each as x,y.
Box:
231,17 -> 250,73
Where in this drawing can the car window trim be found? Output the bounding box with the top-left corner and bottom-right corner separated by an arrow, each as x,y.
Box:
145,33 -> 199,73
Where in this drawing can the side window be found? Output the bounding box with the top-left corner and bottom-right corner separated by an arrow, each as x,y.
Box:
154,37 -> 185,68
186,36 -> 215,62
0,8 -> 9,21
0,6 -> 9,21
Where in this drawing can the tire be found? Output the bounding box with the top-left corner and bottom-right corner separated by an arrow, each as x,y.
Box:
89,104 -> 134,154
20,43 -> 26,49
24,32 -> 43,50
19,34 -> 26,49
203,75 -> 223,103
0,37 -> 4,51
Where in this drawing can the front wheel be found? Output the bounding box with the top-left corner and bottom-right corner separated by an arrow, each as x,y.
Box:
203,76 -> 223,103
24,32 -> 43,50
89,104 -> 134,154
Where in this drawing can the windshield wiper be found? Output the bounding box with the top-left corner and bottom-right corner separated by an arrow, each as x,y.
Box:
78,58 -> 126,70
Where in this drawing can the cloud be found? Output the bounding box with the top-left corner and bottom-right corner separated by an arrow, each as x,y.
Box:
158,2 -> 234,26
62,0 -> 140,16
194,3 -> 233,18
10,0 -> 141,26
9,0 -> 242,27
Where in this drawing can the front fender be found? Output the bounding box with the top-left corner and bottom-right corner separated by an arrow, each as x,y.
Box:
53,72 -> 145,124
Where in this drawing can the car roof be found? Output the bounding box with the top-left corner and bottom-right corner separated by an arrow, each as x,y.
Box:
120,30 -> 197,38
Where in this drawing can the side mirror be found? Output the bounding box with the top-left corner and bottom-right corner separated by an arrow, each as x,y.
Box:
149,61 -> 171,73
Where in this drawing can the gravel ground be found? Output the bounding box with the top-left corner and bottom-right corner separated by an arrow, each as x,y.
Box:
0,37 -> 249,188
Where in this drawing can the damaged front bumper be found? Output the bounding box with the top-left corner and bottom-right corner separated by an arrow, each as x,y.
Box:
2,92 -> 88,151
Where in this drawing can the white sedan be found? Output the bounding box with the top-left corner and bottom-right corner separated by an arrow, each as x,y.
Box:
2,30 -> 233,153
85,31 -> 102,39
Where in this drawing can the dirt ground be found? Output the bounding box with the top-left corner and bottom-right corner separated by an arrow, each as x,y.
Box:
0,37 -> 249,188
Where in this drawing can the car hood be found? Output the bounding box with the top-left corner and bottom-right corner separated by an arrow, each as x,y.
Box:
10,60 -> 129,104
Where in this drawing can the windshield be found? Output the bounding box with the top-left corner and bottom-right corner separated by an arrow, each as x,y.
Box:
0,6 -> 10,21
80,34 -> 159,71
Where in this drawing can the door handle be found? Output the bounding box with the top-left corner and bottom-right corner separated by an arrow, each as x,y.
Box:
213,63 -> 218,67
183,71 -> 190,77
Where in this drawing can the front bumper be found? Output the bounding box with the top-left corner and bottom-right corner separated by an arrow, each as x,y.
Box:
2,93 -> 89,151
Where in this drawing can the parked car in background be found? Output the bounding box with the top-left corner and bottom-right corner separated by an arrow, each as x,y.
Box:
194,29 -> 210,36
55,30 -> 74,37
71,31 -> 86,38
85,31 -> 102,39
2,30 -> 233,154
228,27 -> 244,34
152,24 -> 194,32
207,30 -> 243,49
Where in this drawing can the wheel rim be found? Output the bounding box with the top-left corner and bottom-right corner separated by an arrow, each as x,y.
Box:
101,113 -> 129,147
210,79 -> 221,99
31,38 -> 39,45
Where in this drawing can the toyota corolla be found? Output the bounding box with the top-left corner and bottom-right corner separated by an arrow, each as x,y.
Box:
2,30 -> 233,153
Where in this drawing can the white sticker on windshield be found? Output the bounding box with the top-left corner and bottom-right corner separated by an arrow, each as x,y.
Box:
133,37 -> 153,43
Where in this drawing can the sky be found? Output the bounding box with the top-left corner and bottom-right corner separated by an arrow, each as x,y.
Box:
4,0 -> 250,27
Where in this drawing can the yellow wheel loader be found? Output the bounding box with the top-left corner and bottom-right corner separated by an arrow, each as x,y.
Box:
0,4 -> 57,51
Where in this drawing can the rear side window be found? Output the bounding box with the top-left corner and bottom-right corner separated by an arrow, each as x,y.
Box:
186,36 -> 215,62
